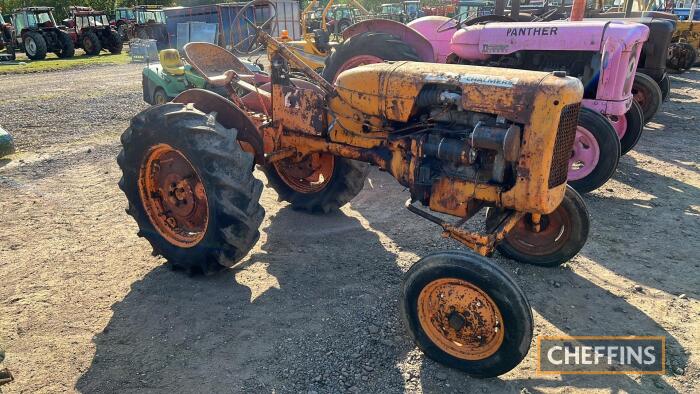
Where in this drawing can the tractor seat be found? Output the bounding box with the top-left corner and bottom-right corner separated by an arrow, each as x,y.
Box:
183,42 -> 251,86
159,49 -> 185,76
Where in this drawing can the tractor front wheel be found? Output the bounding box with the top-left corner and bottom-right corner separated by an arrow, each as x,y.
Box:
401,250 -> 533,377
609,100 -> 644,155
567,108 -> 620,194
263,155 -> 369,213
659,74 -> 671,102
117,103 -> 265,275
632,72 -> 663,123
486,185 -> 590,267
152,88 -> 168,105
82,31 -> 102,56
23,32 -> 47,60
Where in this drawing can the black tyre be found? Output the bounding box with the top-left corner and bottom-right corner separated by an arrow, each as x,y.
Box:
106,30 -> 123,54
262,156 -> 369,213
632,72 -> 663,123
82,31 -> 102,56
23,32 -> 47,60
117,103 -> 265,275
619,100 -> 644,155
117,23 -> 128,40
152,87 -> 168,105
659,74 -> 671,102
336,20 -> 351,34
56,31 -> 75,58
486,185 -> 590,267
322,32 -> 420,82
401,250 -> 533,378
5,43 -> 15,61
567,108 -> 621,194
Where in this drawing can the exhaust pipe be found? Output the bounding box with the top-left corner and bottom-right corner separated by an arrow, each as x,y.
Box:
570,0 -> 586,21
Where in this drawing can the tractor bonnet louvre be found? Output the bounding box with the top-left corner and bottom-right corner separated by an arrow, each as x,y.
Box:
548,103 -> 580,189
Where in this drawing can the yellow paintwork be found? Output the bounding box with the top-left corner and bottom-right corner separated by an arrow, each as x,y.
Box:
674,20 -> 700,55
329,61 -> 583,215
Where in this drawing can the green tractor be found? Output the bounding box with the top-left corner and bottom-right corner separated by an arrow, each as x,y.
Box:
142,44 -> 266,105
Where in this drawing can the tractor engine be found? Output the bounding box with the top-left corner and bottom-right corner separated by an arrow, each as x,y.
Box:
332,62 -> 583,216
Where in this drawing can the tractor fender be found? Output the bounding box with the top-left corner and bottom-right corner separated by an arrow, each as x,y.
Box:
172,89 -> 265,165
342,19 -> 435,62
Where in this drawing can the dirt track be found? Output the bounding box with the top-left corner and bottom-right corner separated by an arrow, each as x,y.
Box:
0,63 -> 698,393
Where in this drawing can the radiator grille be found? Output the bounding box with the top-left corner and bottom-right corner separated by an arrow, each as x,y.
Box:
548,103 -> 580,188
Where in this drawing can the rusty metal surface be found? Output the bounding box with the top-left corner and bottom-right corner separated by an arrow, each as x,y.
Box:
417,278 -> 505,360
341,19 -> 435,62
172,89 -> 265,164
271,84 -> 327,136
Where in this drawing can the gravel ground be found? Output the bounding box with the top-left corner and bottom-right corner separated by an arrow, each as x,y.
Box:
0,63 -> 698,394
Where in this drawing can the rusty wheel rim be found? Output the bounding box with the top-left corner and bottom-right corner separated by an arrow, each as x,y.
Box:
273,153 -> 334,194
506,208 -> 571,256
417,278 -> 504,360
138,144 -> 208,248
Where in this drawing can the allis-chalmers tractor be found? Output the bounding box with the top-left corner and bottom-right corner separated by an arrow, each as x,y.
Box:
11,7 -> 74,60
119,0 -> 589,377
324,0 -> 655,194
0,10 -> 15,60
63,6 -> 123,56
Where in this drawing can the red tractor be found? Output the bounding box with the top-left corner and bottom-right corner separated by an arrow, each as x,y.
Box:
0,9 -> 16,60
11,7 -> 74,60
63,6 -> 122,56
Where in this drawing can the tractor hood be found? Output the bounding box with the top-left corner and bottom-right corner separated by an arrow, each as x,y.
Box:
333,61 -> 582,124
451,20 -> 649,61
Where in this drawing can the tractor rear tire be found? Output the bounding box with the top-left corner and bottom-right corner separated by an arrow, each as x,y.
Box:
486,185 -> 590,267
262,157 -> 369,213
56,31 -> 74,58
322,32 -> 420,82
567,108 -> 621,194
5,43 -> 15,61
106,30 -> 123,54
83,31 -> 102,56
619,100 -> 644,155
632,72 -> 663,123
117,103 -> 265,275
23,32 -> 47,60
400,250 -> 533,377
660,74 -> 671,102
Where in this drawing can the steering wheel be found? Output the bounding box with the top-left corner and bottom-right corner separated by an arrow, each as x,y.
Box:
437,13 -> 516,33
230,0 -> 277,56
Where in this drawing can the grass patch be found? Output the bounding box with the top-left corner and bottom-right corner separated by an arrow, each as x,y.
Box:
0,51 -> 131,75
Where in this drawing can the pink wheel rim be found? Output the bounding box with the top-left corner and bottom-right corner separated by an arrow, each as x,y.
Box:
568,126 -> 600,181
606,113 -> 627,140
334,55 -> 384,81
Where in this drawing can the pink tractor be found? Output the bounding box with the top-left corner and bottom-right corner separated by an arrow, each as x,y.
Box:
324,9 -> 649,194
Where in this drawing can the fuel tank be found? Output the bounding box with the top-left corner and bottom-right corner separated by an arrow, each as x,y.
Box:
450,20 -> 648,61
333,61 -> 583,125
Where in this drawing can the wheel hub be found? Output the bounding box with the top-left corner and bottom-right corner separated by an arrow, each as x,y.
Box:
138,144 -> 208,247
273,153 -> 335,194
417,278 -> 504,360
568,125 -> 600,181
505,208 -> 570,256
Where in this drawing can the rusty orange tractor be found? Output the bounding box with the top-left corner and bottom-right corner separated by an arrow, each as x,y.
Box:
118,0 -> 590,377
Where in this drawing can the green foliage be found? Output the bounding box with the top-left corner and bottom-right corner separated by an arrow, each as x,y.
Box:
0,0 -> 174,21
